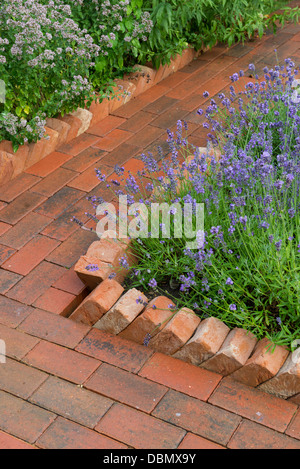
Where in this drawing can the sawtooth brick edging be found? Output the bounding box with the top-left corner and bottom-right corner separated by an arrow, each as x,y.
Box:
0,46 -> 200,187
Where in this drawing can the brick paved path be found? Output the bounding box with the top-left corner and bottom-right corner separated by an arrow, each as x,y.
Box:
0,20 -> 300,449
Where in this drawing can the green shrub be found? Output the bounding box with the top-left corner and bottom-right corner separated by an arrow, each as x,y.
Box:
65,0 -> 154,89
142,0 -> 300,66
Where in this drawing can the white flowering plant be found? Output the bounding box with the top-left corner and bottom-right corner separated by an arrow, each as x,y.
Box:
0,0 -> 99,150
67,0 -> 153,90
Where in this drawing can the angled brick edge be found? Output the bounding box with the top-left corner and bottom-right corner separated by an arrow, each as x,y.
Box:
0,45 -> 201,187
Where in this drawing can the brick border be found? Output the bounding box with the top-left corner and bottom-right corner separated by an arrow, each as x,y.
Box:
0,46 -> 199,187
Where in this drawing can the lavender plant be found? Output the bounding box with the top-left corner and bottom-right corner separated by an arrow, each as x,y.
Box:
0,0 -> 99,149
86,59 -> 300,348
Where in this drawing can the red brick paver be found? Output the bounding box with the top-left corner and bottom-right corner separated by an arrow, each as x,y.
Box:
0,19 -> 300,449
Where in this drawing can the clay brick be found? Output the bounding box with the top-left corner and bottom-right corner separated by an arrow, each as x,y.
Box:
86,115 -> 127,137
136,84 -> 169,104
23,340 -> 100,384
45,228 -> 97,268
0,431 -> 35,449
85,363 -> 167,413
0,390 -> 55,444
259,350 -> 300,398
46,117 -> 71,146
25,151 -> 73,178
0,358 -> 48,399
108,83 -> 135,114
153,389 -> 241,447
88,97 -> 110,126
66,163 -> 110,192
150,105 -> 189,129
6,261 -> 65,305
228,419 -> 300,450
0,222 -> 11,236
209,378 -> 297,432
0,323 -> 39,359
93,129 -> 133,152
2,235 -> 60,275
95,403 -> 185,449
0,212 -> 51,250
32,287 -> 79,317
286,408 -> 300,440
178,433 -> 225,450
4,150 -> 29,181
25,127 -> 59,169
56,114 -> 82,141
139,352 -> 221,401
173,317 -> 230,365
0,173 -> 40,203
149,307 -> 201,355
144,95 -> 178,115
289,393 -> 300,405
0,244 -> 16,265
58,133 -> 100,157
0,151 -> 14,186
40,199 -> 89,242
94,288 -> 148,335
118,110 -> 155,133
63,146 -> 106,172
119,296 -> 176,345
230,338 -> 289,387
52,266 -> 86,296
30,375 -> 112,428
70,108 -> 93,135
36,416 -> 127,449
0,269 -> 22,294
86,238 -> 122,261
18,308 -> 90,349
100,142 -> 142,167
125,124 -> 165,148
69,278 -> 124,326
0,191 -> 46,225
34,186 -> 85,219
0,296 -> 33,328
30,167 -> 77,197
162,70 -> 190,89
201,328 -> 257,376
74,255 -> 118,289
76,328 -> 153,373
111,95 -> 149,119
